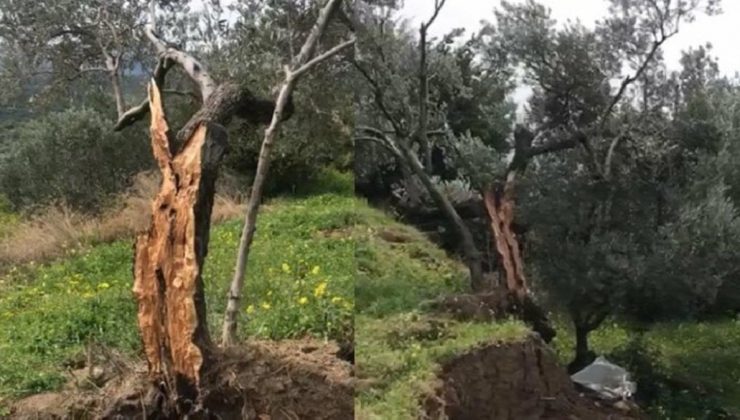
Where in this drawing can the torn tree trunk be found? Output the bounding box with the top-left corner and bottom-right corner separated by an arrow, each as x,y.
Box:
133,81 -> 227,414
483,172 -> 528,299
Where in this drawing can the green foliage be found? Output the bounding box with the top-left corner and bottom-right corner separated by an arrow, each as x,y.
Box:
0,191 -> 356,401
213,0 -> 354,189
553,318 -> 740,418
0,108 -> 152,211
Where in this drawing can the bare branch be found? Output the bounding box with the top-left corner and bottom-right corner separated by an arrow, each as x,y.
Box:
291,0 -> 343,68
114,58 -> 173,131
422,0 -> 447,31
598,20 -> 676,129
355,135 -> 403,158
291,37 -> 355,79
221,0 -> 346,345
352,59 -> 406,136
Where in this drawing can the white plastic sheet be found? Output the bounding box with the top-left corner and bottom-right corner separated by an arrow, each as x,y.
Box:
570,356 -> 637,400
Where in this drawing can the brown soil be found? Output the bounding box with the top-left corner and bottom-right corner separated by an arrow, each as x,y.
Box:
423,335 -> 644,420
425,290 -> 557,343
9,339 -> 353,420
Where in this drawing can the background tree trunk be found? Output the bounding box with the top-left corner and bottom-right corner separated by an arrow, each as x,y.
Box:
482,178 -> 528,298
399,143 -> 484,291
221,0 -> 354,346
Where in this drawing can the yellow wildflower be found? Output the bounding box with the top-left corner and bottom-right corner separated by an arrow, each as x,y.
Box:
313,281 -> 327,298
298,297 -> 308,305
246,305 -> 255,314
310,266 -> 320,275
97,282 -> 110,290
261,302 -> 271,310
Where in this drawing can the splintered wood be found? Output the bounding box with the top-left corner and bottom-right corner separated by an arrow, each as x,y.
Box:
483,174 -> 529,299
133,81 -> 226,408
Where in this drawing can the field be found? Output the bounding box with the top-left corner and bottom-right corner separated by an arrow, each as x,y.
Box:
0,171 -> 355,411
2,171 -> 739,419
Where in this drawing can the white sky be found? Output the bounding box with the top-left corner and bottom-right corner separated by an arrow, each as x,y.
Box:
401,0 -> 740,111
401,0 -> 740,76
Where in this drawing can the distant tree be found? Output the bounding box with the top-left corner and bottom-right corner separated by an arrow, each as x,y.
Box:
353,0 -> 516,292
482,0 -> 734,371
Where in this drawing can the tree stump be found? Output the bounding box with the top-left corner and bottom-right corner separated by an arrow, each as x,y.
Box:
132,81 -> 227,414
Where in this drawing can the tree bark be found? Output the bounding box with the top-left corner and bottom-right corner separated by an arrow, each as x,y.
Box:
133,82 -> 228,414
221,0 -> 353,346
482,174 -> 528,298
570,324 -> 594,374
417,25 -> 432,173
399,142 -> 484,291
221,75 -> 297,346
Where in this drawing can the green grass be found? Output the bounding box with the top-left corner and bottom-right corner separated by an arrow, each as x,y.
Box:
0,196 -> 17,239
0,172 -> 355,403
552,317 -> 740,419
353,205 -> 528,419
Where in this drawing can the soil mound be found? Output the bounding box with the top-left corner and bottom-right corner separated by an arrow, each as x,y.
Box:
423,335 -> 643,420
10,339 -> 353,420
426,291 -> 556,343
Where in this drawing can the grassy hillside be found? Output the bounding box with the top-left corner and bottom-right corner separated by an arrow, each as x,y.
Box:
0,171 -> 355,406
354,204 -> 740,419
3,171 -> 739,419
353,205 -> 528,419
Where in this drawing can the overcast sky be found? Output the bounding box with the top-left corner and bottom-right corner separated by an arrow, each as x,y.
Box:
400,0 -> 740,110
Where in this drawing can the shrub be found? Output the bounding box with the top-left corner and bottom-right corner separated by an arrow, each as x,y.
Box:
0,108 -> 152,211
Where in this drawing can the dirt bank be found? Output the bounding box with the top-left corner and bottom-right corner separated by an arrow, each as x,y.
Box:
423,335 -> 643,420
10,339 -> 353,420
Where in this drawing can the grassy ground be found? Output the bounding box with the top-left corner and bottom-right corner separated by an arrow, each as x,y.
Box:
0,170 -> 355,407
353,205 -> 527,419
3,170 -> 740,419
353,202 -> 740,419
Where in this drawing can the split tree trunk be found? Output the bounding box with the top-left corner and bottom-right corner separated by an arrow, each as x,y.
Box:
132,82 -> 228,414
482,173 -> 529,299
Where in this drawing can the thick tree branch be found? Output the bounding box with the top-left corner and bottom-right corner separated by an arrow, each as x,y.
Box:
527,129 -> 586,158
144,25 -> 218,102
114,57 -> 173,131
416,0 -> 447,173
598,29 -> 675,130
